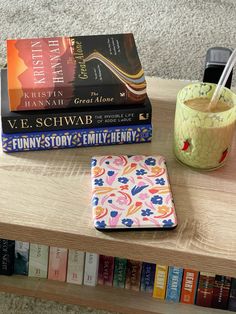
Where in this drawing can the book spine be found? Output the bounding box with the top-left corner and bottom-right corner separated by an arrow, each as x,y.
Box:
113,257 -> 127,288
153,265 -> 168,299
140,262 -> 156,293
48,247 -> 68,282
2,124 -> 152,153
0,239 -> 15,275
2,102 -> 151,134
83,252 -> 99,286
125,260 -> 142,291
195,272 -> 215,307
228,278 -> 236,311
66,250 -> 85,285
14,241 -> 30,276
98,255 -> 114,286
180,269 -> 199,304
212,275 -> 231,309
166,266 -> 183,302
28,244 -> 49,278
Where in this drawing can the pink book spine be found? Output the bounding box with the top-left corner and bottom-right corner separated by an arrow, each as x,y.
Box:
98,255 -> 114,286
48,247 -> 68,282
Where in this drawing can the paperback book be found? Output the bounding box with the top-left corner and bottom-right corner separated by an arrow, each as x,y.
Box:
125,260 -> 142,291
98,255 -> 114,286
228,278 -> 236,311
7,33 -> 146,111
66,250 -> 85,285
2,124 -> 152,153
195,272 -> 215,307
48,247 -> 68,282
14,241 -> 29,276
1,69 -> 151,134
180,269 -> 199,304
166,266 -> 183,302
212,275 -> 231,309
113,257 -> 127,288
140,262 -> 156,293
153,265 -> 168,299
28,244 -> 49,278
0,239 -> 15,275
83,252 -> 99,286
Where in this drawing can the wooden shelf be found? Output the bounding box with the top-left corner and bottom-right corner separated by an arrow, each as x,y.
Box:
0,77 -> 236,313
0,275 -> 229,314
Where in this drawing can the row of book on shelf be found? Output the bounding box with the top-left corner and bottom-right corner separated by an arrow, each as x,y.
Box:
0,239 -> 235,311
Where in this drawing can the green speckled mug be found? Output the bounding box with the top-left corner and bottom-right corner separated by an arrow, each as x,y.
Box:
174,83 -> 236,170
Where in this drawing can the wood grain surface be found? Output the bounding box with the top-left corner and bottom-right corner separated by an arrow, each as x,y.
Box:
0,77 -> 235,277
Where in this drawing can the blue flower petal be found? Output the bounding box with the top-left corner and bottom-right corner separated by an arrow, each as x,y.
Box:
110,211 -> 118,217
107,171 -> 115,176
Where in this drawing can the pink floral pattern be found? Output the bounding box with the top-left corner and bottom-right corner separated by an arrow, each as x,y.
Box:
91,155 -> 177,230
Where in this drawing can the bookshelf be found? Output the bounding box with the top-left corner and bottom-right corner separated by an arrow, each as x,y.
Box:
0,77 -> 235,313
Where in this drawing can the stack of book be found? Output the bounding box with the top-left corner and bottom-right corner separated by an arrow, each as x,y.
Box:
1,239 -> 236,311
1,34 -> 152,153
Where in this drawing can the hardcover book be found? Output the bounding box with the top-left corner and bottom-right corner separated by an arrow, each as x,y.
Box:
212,275 -> 231,309
14,241 -> 29,276
180,269 -> 199,304
125,260 -> 142,291
166,266 -> 183,302
28,243 -> 49,278
140,262 -> 156,293
48,247 -> 68,282
153,265 -> 168,299
7,33 -> 146,111
98,255 -> 115,286
1,68 -> 151,134
195,272 -> 215,307
0,239 -> 15,275
228,278 -> 236,311
113,257 -> 127,288
2,124 -> 152,153
83,252 -> 99,286
66,250 -> 85,285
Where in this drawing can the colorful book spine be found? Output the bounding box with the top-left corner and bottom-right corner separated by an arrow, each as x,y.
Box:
125,260 -> 142,291
166,266 -> 183,302
7,34 -> 146,111
0,239 -> 15,275
28,243 -> 49,278
153,265 -> 168,299
2,124 -> 152,153
14,241 -> 29,275
98,255 -> 115,286
1,69 -> 151,134
113,257 -> 127,288
180,269 -> 199,304
66,250 -> 85,285
140,262 -> 156,293
48,247 -> 68,282
228,278 -> 236,311
195,272 -> 215,307
212,275 -> 231,309
83,252 -> 99,286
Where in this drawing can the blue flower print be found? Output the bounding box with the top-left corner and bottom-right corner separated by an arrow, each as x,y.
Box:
118,177 -> 129,184
107,171 -> 115,176
145,157 -> 156,166
94,178 -> 104,186
110,211 -> 118,217
96,220 -> 106,229
136,169 -> 147,175
91,158 -> 97,166
163,219 -> 174,227
92,197 -> 99,206
141,208 -> 154,216
122,218 -> 134,228
151,195 -> 163,205
155,178 -> 165,185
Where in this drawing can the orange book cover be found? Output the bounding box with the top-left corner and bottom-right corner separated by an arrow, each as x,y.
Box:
47,247 -> 68,282
153,265 -> 168,299
180,269 -> 199,304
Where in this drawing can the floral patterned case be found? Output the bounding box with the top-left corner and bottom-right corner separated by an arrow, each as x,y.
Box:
91,155 -> 177,231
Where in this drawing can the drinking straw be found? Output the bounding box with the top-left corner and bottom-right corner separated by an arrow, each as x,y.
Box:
208,48 -> 236,111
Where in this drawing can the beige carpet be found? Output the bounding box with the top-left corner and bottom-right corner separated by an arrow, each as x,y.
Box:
0,0 -> 235,313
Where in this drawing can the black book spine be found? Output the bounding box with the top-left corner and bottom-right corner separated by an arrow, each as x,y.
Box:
2,104 -> 152,134
0,239 -> 15,275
